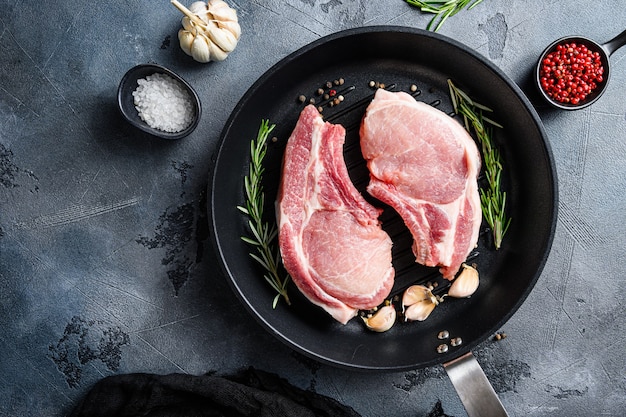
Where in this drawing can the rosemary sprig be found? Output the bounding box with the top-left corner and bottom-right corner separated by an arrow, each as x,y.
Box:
237,120 -> 291,308
405,0 -> 485,32
448,79 -> 510,249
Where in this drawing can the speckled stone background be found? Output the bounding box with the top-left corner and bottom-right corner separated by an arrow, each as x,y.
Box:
1,1 -> 625,416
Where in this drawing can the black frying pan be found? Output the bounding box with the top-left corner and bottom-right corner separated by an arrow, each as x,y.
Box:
209,27 -> 557,375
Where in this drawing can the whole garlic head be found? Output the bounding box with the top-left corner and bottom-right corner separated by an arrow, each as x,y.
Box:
172,0 -> 241,63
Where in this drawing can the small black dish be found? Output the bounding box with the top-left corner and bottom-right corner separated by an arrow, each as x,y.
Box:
117,64 -> 201,139
535,29 -> 626,110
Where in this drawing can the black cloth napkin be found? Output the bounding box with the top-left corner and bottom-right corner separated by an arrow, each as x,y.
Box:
70,367 -> 362,417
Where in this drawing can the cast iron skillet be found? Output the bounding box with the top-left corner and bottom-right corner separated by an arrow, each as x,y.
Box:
210,27 -> 557,374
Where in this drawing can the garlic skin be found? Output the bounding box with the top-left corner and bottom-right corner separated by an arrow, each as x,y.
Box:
362,305 -> 396,333
173,0 -> 241,63
402,285 -> 439,322
447,263 -> 479,298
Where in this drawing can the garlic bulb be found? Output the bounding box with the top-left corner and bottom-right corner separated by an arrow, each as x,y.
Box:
172,0 -> 241,63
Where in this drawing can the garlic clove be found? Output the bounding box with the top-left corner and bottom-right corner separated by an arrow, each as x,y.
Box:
208,0 -> 228,9
404,298 -> 437,321
178,30 -> 195,56
402,285 -> 431,309
402,284 -> 439,321
447,263 -> 479,298
208,0 -> 238,21
190,6 -> 210,24
362,305 -> 396,332
181,17 -> 194,31
217,20 -> 241,39
207,39 -> 229,61
190,34 -> 212,63
207,26 -> 237,52
189,1 -> 208,14
212,2 -> 233,11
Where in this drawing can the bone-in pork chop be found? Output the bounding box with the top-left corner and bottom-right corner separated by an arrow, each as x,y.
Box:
277,105 -> 394,324
360,89 -> 482,279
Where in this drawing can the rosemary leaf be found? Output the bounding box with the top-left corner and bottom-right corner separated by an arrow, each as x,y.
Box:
272,294 -> 281,309
250,253 -> 270,271
447,79 -> 510,249
240,236 -> 261,246
405,0 -> 486,32
482,115 -> 503,129
239,120 -> 291,306
264,275 -> 281,292
248,220 -> 262,242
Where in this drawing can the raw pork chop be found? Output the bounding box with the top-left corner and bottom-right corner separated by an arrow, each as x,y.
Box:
360,89 -> 482,279
277,105 -> 394,324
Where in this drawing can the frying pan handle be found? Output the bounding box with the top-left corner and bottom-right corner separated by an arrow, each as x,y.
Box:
444,352 -> 509,417
602,28 -> 626,56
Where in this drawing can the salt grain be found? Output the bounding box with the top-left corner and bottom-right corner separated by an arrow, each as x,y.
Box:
132,72 -> 194,133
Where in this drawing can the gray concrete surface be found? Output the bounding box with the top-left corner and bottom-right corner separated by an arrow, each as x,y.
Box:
1,1 -> 624,416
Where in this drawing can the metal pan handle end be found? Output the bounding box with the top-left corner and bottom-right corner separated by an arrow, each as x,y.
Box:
444,352 -> 509,417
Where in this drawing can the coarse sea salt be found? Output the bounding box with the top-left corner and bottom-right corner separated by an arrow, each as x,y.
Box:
132,72 -> 194,133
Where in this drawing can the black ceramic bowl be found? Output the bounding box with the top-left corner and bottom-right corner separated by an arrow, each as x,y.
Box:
535,36 -> 610,111
117,64 -> 201,139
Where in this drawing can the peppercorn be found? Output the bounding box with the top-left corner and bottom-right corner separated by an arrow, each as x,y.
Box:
539,42 -> 604,105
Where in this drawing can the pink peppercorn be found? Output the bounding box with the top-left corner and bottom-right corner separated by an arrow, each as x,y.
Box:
539,42 -> 604,105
